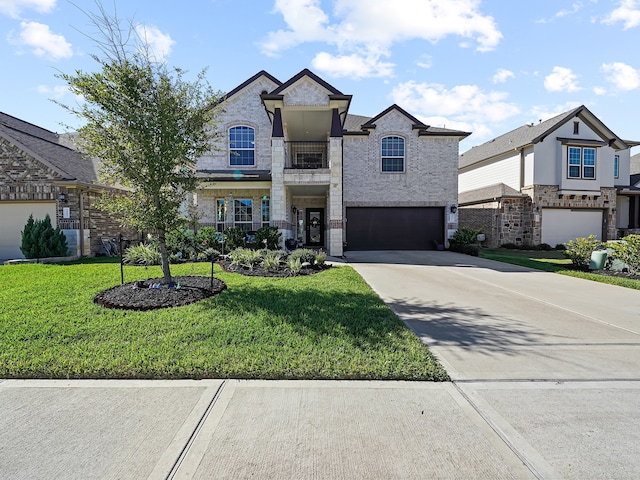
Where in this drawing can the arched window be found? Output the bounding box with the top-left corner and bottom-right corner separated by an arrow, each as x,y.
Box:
229,126 -> 255,166
381,136 -> 405,172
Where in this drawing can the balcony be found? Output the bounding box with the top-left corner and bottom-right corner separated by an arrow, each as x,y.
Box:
285,141 -> 328,169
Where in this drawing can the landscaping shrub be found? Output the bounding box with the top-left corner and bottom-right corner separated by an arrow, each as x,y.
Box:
606,234 -> 640,274
290,248 -> 317,265
124,243 -> 161,266
316,251 -> 327,265
224,227 -> 245,251
287,256 -> 302,274
254,226 -> 282,250
536,243 -> 553,251
462,244 -> 480,256
20,214 -> 68,259
501,243 -> 518,249
563,235 -> 601,269
229,247 -> 262,270
449,227 -> 482,254
555,244 -> 567,251
196,226 -> 221,251
262,250 -> 284,271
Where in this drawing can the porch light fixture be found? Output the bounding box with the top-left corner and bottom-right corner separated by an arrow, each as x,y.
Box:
59,193 -> 67,203
450,205 -> 457,213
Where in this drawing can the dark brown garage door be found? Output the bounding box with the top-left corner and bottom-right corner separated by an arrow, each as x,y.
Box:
346,207 -> 444,250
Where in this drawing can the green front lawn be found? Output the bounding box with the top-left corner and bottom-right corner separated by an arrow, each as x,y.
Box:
0,261 -> 448,381
480,249 -> 640,290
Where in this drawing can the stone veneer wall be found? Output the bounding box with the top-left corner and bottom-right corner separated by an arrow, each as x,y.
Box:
526,185 -> 618,242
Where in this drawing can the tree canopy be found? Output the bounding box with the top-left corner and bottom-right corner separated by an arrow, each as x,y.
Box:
57,5 -> 221,281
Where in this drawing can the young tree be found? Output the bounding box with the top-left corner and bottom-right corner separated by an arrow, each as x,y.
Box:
57,4 -> 220,283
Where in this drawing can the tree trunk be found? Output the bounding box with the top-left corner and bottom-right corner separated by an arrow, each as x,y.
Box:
157,229 -> 172,284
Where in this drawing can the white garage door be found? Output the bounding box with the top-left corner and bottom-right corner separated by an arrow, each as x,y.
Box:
0,202 -> 56,260
541,208 -> 602,247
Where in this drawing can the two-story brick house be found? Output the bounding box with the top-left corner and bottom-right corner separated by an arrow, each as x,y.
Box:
196,69 -> 470,256
458,105 -> 639,247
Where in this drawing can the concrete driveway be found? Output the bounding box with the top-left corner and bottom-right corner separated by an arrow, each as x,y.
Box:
347,250 -> 640,479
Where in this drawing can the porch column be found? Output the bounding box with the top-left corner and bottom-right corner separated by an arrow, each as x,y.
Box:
327,109 -> 343,256
270,137 -> 290,247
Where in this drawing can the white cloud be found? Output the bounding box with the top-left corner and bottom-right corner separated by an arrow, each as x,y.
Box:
416,54 -> 432,69
311,52 -> 394,78
37,84 -> 68,99
0,0 -> 55,18
391,81 -> 520,124
602,0 -> 640,29
261,0 -> 503,78
601,62 -> 640,90
13,21 -> 72,60
544,66 -> 581,92
593,86 -> 608,95
492,68 -> 514,84
135,24 -> 174,61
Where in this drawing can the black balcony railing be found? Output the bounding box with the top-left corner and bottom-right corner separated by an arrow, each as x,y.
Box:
285,141 -> 328,169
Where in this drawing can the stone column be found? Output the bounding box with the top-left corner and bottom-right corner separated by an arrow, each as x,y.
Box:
327,136 -> 343,256
270,137 -> 290,247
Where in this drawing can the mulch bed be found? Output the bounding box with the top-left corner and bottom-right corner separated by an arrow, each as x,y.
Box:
94,275 -> 226,311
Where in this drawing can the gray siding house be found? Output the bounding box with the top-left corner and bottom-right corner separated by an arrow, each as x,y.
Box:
458,105 -> 639,248
196,69 -> 470,256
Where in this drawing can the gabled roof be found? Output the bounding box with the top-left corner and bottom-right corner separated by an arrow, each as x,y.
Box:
345,104 -> 470,138
0,111 -> 98,185
361,104 -> 429,130
460,105 -> 629,169
270,68 -> 343,96
222,70 -> 282,102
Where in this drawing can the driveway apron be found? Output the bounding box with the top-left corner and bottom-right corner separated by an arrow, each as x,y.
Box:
347,250 -> 640,479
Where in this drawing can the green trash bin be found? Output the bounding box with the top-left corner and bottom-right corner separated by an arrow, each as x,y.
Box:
589,250 -> 607,270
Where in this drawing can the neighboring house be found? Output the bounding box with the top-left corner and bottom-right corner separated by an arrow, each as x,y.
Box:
458,105 -> 639,248
196,69 -> 470,256
0,112 -> 129,260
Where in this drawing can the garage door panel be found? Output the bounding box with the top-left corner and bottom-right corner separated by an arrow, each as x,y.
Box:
541,209 -> 602,247
0,202 -> 56,260
346,207 -> 444,250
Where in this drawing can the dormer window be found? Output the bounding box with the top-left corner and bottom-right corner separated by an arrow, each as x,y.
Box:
229,126 -> 255,166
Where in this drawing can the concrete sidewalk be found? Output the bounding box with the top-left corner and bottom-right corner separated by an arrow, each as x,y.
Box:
0,379 -> 536,479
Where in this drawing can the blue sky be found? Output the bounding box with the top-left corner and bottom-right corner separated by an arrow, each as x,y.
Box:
2,0 -> 640,154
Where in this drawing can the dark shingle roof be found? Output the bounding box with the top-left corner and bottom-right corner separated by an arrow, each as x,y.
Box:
343,114 -> 372,132
459,183 -> 526,205
0,111 -> 98,184
459,105 -> 630,170
459,107 -> 584,169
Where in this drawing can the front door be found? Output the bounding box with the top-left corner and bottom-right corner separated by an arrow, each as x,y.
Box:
306,208 -> 324,247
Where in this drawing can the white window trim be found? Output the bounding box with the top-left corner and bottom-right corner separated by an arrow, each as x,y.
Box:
567,146 -> 596,180
381,135 -> 406,173
228,125 -> 256,167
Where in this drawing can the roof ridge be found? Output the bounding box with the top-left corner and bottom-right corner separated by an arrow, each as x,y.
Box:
0,122 -> 76,153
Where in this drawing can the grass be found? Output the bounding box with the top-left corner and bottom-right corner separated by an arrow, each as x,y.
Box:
480,248 -> 640,290
0,261 -> 448,381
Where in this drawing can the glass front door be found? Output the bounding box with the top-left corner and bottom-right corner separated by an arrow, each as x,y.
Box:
305,208 -> 324,247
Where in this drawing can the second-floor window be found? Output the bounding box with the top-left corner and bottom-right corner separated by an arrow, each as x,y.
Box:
229,126 -> 255,166
382,136 -> 405,172
568,146 -> 596,179
614,155 -> 620,179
